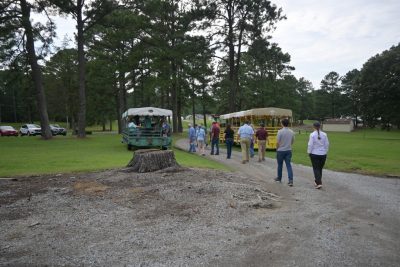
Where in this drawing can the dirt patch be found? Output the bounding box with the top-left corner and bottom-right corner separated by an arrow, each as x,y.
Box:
73,181 -> 109,195
0,168 -> 281,266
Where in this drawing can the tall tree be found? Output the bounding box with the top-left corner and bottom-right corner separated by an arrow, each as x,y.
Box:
296,77 -> 314,124
0,61 -> 34,123
1,0 -> 54,139
238,38 -> 293,109
341,69 -> 361,127
320,71 -> 341,118
44,48 -> 79,128
358,43 -> 400,128
131,0 -> 211,132
207,0 -> 285,112
86,8 -> 143,133
51,0 -> 115,137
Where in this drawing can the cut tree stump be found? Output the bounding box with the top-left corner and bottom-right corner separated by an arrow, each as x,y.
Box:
126,149 -> 180,173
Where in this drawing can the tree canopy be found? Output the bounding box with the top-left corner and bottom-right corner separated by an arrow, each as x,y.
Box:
1,1 -> 399,132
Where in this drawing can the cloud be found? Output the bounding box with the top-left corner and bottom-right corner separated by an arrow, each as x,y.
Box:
271,0 -> 400,87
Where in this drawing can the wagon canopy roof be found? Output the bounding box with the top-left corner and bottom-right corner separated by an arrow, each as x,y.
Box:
122,107 -> 173,118
220,107 -> 292,119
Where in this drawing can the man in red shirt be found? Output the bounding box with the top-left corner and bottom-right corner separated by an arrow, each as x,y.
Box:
210,122 -> 220,155
255,123 -> 268,162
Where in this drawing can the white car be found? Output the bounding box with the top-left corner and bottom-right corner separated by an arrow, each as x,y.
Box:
19,124 -> 41,136
50,124 -> 67,136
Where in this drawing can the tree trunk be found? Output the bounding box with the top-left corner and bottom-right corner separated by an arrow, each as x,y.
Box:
117,71 -> 126,134
20,0 -> 52,140
171,61 -> 178,133
12,88 -> 17,123
115,79 -> 122,134
77,0 -> 86,138
202,82 -> 207,129
126,149 -> 180,173
191,81 -> 196,127
227,3 -> 236,113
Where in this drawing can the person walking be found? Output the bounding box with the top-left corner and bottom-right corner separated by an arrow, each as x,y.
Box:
274,118 -> 295,186
194,124 -> 199,148
196,125 -> 206,156
188,124 -> 196,152
224,124 -> 234,159
255,123 -> 268,162
238,121 -> 254,164
249,124 -> 255,158
210,122 -> 220,155
307,121 -> 329,189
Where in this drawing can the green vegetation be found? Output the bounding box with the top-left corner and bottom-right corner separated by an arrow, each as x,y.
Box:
0,133 -> 229,177
266,128 -> 400,177
1,129 -> 399,177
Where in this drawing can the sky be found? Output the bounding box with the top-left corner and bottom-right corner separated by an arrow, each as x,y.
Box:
270,0 -> 400,88
50,0 -> 400,89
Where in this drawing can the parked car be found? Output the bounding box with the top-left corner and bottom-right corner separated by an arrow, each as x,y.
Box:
19,124 -> 41,136
50,124 -> 67,136
0,126 -> 18,137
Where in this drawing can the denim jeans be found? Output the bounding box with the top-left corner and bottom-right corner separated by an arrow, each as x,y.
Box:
211,138 -> 219,155
276,150 -> 293,182
225,138 -> 233,158
250,141 -> 255,157
189,138 -> 196,152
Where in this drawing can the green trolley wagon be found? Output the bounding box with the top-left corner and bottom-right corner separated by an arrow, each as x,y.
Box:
121,107 -> 173,150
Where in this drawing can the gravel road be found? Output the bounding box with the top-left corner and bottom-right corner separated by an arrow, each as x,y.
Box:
0,139 -> 399,266
174,139 -> 400,266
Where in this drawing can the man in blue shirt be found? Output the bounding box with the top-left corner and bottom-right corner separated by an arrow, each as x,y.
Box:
238,121 -> 254,164
188,124 -> 196,152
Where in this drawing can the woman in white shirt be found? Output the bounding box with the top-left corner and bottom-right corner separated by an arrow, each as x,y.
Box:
307,121 -> 329,189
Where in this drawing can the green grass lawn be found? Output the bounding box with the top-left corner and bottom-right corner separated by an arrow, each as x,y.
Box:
1,128 -> 399,177
265,128 -> 400,177
0,132 -> 229,177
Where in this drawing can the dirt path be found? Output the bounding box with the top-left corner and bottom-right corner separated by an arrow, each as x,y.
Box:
0,140 -> 399,266
175,139 -> 400,266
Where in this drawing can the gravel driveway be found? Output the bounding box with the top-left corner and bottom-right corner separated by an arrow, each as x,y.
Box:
0,139 -> 399,266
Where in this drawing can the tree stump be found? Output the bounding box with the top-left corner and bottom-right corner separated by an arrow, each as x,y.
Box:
126,149 -> 180,173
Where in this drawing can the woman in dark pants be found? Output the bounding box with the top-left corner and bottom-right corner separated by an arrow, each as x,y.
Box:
224,124 -> 234,159
307,122 -> 330,189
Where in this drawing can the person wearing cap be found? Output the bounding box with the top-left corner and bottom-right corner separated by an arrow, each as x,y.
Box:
238,121 -> 254,164
255,123 -> 268,162
307,121 -> 330,189
274,118 -> 295,186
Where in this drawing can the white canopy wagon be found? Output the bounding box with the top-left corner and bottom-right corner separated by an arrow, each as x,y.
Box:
121,107 -> 173,150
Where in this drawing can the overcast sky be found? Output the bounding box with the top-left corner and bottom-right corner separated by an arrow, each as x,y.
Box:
51,0 -> 400,89
271,0 -> 400,88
